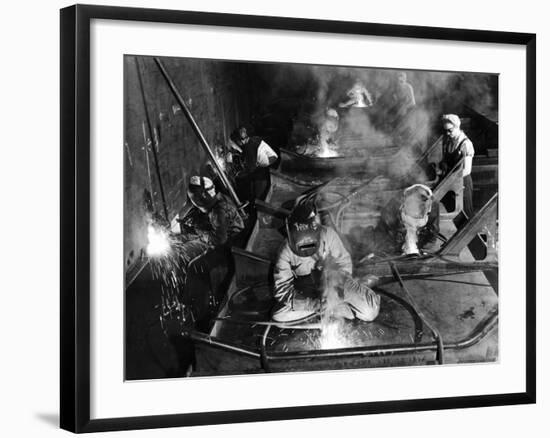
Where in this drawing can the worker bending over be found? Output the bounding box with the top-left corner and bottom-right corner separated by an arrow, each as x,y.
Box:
376,183 -> 439,255
272,202 -> 380,323
177,175 -> 244,267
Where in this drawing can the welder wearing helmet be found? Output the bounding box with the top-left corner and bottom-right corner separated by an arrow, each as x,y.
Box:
229,126 -> 278,203
272,202 -> 380,323
173,176 -> 245,328
180,175 -> 244,247
376,183 -> 439,255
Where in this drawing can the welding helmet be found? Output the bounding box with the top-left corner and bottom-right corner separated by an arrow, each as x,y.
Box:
187,176 -> 217,212
286,202 -> 322,257
230,126 -> 250,148
402,184 -> 433,219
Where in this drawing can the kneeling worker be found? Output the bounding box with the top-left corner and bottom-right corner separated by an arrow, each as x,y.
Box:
178,176 -> 245,266
272,202 -> 380,323
176,175 -> 246,325
376,183 -> 439,255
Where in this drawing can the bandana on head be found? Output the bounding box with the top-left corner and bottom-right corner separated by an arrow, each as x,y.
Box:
189,176 -> 214,190
442,114 -> 461,129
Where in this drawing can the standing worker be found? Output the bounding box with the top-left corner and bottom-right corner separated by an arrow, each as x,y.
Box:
392,72 -> 416,116
229,126 -> 278,205
272,202 -> 380,323
440,114 -> 475,218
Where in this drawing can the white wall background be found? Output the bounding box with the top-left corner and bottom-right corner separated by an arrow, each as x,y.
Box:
0,0 -> 546,436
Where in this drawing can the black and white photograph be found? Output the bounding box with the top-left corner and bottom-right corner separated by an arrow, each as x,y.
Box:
124,55 -> 499,379
1,0 -> 543,435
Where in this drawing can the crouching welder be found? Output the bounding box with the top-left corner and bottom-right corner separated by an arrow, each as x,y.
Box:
376,183 -> 439,255
272,202 -> 380,323
177,176 -> 245,269
172,175 -> 246,329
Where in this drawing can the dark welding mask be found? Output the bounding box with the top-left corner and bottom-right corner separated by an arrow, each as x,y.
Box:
230,126 -> 249,149
286,202 -> 321,257
187,176 -> 217,213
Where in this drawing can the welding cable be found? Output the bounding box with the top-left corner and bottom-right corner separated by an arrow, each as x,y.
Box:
260,325 -> 272,372
214,317 -> 323,331
214,311 -> 322,329
316,175 -> 383,214
315,191 -> 349,212
226,282 -> 271,316
411,277 -> 493,288
373,286 -> 425,342
389,262 -> 445,365
433,254 -> 498,270
358,252 -> 432,266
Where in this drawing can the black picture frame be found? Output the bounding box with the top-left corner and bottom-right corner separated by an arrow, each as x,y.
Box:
60,4 -> 536,433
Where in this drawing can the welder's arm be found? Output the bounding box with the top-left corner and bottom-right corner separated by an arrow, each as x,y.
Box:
207,208 -> 230,246
418,203 -> 440,248
463,155 -> 473,177
338,98 -> 356,108
406,84 -> 416,107
362,88 -> 374,107
461,138 -> 475,177
178,212 -> 208,239
273,245 -> 298,305
256,140 -> 278,167
325,228 -> 352,275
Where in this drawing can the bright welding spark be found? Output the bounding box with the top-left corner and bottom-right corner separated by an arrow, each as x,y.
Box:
317,146 -> 339,158
316,135 -> 339,158
319,320 -> 352,349
146,224 -> 171,257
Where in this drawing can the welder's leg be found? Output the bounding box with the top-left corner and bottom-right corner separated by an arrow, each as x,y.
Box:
343,279 -> 381,322
463,175 -> 474,218
272,297 -> 319,323
330,302 -> 355,320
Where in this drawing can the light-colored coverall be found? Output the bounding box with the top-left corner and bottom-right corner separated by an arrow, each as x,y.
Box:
272,226 -> 380,323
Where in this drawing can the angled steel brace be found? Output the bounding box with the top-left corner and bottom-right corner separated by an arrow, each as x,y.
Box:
439,192 -> 498,261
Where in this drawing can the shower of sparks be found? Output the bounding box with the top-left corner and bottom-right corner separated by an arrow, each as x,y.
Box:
146,224 -> 172,257
319,320 -> 352,349
301,131 -> 340,158
317,278 -> 354,349
317,140 -> 339,158
144,218 -> 212,332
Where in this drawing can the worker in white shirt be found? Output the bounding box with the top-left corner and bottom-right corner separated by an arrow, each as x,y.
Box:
440,114 -> 475,217
229,126 -> 278,204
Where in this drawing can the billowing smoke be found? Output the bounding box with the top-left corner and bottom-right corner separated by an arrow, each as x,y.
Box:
252,62 -> 497,257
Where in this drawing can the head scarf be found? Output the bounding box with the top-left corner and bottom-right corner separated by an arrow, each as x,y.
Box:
442,114 -> 461,129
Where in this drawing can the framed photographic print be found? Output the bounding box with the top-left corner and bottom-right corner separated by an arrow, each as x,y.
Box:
60,4 -> 536,433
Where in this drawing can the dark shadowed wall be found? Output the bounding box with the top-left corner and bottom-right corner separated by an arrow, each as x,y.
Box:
124,56 -> 252,277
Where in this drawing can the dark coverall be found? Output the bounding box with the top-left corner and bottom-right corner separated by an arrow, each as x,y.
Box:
441,134 -> 475,218
178,193 -> 245,327
234,136 -> 272,204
